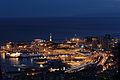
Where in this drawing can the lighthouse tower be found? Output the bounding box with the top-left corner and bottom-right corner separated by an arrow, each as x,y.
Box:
49,33 -> 52,42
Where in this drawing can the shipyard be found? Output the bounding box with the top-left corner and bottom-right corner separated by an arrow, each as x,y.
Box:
0,33 -> 119,80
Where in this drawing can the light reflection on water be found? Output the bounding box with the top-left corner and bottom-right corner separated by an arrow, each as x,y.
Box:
0,53 -> 37,72
9,58 -> 19,65
0,53 -> 5,60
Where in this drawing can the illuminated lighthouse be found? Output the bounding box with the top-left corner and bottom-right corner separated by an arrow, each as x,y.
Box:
49,33 -> 52,42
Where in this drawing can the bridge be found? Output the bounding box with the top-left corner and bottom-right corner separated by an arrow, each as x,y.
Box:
65,62 -> 94,73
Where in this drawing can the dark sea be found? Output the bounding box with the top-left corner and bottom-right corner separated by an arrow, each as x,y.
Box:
0,17 -> 120,41
0,17 -> 119,80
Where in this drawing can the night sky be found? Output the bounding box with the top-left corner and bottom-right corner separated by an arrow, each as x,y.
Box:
0,0 -> 120,41
0,0 -> 120,17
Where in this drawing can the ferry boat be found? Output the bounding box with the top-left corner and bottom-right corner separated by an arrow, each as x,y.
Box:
6,52 -> 42,58
6,52 -> 22,58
